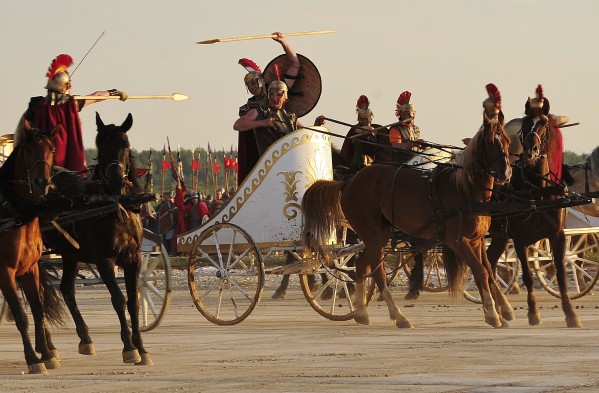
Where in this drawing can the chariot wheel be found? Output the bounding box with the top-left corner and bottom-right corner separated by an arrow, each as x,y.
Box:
138,230 -> 173,332
463,241 -> 520,303
300,222 -> 361,321
188,223 -> 264,325
364,250 -> 406,303
532,232 -> 599,299
403,248 -> 449,293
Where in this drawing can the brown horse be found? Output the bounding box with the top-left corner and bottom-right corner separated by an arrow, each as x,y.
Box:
486,116 -> 582,327
42,113 -> 152,365
0,120 -> 64,374
302,114 -> 513,328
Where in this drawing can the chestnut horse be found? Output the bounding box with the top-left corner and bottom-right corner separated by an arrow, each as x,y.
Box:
43,113 -> 152,365
486,116 -> 582,327
0,121 -> 64,374
302,114 -> 513,328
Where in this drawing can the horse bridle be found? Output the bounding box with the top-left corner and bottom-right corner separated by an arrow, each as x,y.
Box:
520,122 -> 549,162
9,132 -> 55,196
98,156 -> 133,194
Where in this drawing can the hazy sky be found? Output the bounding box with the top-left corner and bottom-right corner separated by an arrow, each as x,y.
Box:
2,1 -> 598,154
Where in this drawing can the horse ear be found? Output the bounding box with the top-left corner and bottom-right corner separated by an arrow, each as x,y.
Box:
121,113 -> 133,133
96,112 -> 105,131
22,117 -> 32,132
543,97 -> 550,116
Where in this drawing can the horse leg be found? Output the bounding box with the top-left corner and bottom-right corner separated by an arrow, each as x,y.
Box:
122,259 -> 152,365
0,276 -> 47,374
352,251 -> 372,325
60,259 -> 95,355
481,241 -> 514,323
551,232 -> 582,328
95,258 -> 141,364
20,271 -> 60,370
405,252 -> 423,300
272,252 -> 296,299
514,242 -> 541,325
377,263 -> 413,328
456,242 -> 502,328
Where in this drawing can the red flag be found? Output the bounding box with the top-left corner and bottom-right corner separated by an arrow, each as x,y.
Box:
192,158 -> 201,170
162,158 -> 170,171
213,161 -> 220,174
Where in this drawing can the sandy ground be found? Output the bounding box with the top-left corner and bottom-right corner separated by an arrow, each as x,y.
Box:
2,274 -> 599,393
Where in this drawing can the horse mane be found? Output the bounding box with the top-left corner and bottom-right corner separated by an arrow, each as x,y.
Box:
454,127 -> 484,193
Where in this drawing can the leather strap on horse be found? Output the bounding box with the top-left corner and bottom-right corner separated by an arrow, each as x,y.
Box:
50,220 -> 80,249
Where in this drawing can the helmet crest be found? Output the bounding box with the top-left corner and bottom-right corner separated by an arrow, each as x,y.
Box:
356,95 -> 370,112
395,91 -> 413,118
46,54 -> 73,79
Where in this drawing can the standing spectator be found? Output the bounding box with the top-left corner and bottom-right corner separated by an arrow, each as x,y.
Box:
156,191 -> 177,256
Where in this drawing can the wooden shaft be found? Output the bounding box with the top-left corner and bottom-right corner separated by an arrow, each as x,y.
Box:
197,30 -> 335,44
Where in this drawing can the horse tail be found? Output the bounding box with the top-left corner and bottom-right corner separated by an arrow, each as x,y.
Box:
441,245 -> 468,298
40,264 -> 66,327
301,180 -> 345,255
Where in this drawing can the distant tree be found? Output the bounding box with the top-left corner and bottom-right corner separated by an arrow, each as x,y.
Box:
564,150 -> 586,165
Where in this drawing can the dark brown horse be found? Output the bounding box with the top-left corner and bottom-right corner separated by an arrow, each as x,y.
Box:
486,116 -> 581,327
43,113 -> 152,364
302,114 -> 513,328
0,120 -> 64,374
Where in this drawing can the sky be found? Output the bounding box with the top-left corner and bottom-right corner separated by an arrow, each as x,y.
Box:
1,0 -> 598,154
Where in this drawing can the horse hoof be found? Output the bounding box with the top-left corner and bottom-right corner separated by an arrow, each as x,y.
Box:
271,290 -> 285,299
135,353 -> 153,366
50,349 -> 61,361
485,315 -> 502,328
353,313 -> 370,325
501,308 -> 515,321
28,363 -> 48,375
395,319 -> 414,329
321,287 -> 334,300
78,343 -> 96,355
528,313 -> 542,326
566,317 -> 583,328
498,317 -> 510,328
123,349 -> 142,364
404,291 -> 420,300
43,357 -> 61,369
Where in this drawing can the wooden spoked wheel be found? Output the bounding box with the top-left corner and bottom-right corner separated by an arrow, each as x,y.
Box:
138,230 -> 173,332
300,221 -> 362,321
188,223 -> 264,325
402,248 -> 449,293
532,232 -> 599,299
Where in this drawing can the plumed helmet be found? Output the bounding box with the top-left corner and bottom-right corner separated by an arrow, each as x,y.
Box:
239,58 -> 264,88
525,84 -> 550,116
356,95 -> 373,121
395,91 -> 415,119
483,83 -> 502,116
45,54 -> 73,93
267,64 -> 288,100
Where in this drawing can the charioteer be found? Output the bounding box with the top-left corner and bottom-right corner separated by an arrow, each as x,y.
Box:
388,91 -> 425,163
18,54 -> 128,173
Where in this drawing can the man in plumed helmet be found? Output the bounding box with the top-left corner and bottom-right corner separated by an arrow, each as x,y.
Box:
521,84 -> 565,184
234,63 -> 324,184
388,91 -> 424,163
235,33 -> 301,185
19,54 -> 127,173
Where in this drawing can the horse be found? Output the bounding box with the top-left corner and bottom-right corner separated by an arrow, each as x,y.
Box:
302,113 -> 513,328
485,115 -> 582,327
0,120 -> 64,374
567,145 -> 599,217
42,112 -> 152,365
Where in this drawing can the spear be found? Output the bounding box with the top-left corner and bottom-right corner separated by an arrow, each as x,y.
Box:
190,145 -> 195,191
145,148 -> 154,193
195,148 -> 201,194
160,144 -> 166,195
167,137 -> 184,190
73,93 -> 190,101
197,30 -> 335,45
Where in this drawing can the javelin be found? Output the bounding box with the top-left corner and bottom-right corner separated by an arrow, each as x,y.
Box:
197,30 -> 335,44
71,31 -> 106,77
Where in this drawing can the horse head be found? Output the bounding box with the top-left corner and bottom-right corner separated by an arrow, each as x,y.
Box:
94,112 -> 139,195
15,119 -> 57,201
459,113 -> 511,189
520,114 -> 550,164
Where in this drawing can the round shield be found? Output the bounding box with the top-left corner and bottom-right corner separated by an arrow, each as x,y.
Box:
263,53 -> 322,118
